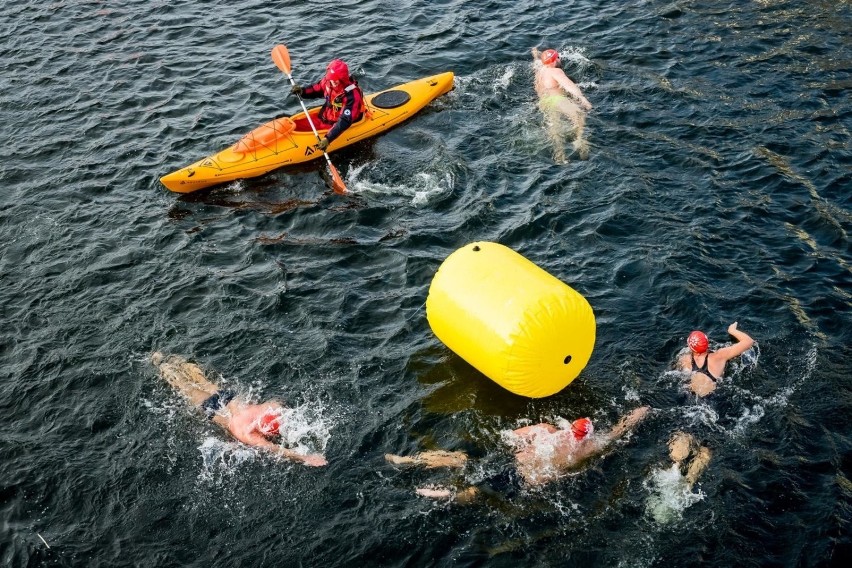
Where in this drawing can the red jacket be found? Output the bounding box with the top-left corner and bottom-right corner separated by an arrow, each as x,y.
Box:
301,77 -> 365,142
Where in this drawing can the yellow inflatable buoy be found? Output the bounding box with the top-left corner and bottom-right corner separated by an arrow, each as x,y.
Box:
426,242 -> 596,398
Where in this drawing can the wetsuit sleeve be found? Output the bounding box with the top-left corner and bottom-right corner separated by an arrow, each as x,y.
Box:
325,87 -> 363,142
301,80 -> 325,99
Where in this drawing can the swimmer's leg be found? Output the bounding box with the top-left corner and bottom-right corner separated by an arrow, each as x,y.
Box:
152,352 -> 219,406
415,486 -> 479,503
385,450 -> 468,469
552,98 -> 589,160
668,431 -> 696,464
540,111 -> 568,164
685,446 -> 712,487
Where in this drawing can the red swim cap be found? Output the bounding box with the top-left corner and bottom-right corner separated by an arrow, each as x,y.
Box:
258,411 -> 282,436
687,331 -> 709,354
571,418 -> 594,440
326,59 -> 349,81
540,49 -> 559,65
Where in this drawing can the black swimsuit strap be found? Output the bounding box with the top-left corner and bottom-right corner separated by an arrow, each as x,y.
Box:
690,353 -> 719,382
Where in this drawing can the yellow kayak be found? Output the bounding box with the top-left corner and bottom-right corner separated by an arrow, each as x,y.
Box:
160,71 -> 455,193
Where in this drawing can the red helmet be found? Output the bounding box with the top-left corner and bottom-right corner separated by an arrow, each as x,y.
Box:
540,49 -> 559,65
258,411 -> 282,436
325,59 -> 349,81
571,418 -> 594,440
687,331 -> 709,354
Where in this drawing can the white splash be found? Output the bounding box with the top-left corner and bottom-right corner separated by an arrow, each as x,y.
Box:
278,401 -> 332,455
645,464 -> 705,524
348,165 -> 454,205
197,437 -> 257,480
622,384 -> 641,402
493,66 -> 515,92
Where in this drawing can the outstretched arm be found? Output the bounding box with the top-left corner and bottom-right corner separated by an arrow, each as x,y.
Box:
714,322 -> 754,362
246,433 -> 327,466
605,406 -> 650,442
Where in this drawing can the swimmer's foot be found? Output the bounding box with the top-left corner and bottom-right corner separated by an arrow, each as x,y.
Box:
553,151 -> 569,165
385,454 -> 419,466
573,138 -> 589,160
415,486 -> 479,503
415,486 -> 453,499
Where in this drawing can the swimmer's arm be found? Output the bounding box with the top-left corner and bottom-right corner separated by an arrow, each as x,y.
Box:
247,433 -> 328,466
554,72 -> 593,110
605,406 -> 650,441
677,352 -> 692,371
531,47 -> 540,60
273,447 -> 328,467
715,322 -> 755,361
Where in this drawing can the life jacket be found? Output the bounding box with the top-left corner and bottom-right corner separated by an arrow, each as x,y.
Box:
318,76 -> 366,124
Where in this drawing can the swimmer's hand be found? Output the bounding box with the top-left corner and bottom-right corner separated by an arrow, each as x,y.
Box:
275,447 -> 327,466
727,321 -> 739,334
300,453 -> 328,467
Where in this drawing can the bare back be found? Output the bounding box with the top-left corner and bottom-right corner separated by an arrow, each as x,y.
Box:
512,429 -> 601,486
534,66 -> 592,110
216,400 -> 285,447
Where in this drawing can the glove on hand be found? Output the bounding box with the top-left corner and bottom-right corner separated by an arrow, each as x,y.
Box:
317,138 -> 329,151
290,84 -> 303,96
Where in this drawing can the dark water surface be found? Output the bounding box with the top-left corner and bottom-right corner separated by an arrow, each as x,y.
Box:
2,0 -> 850,566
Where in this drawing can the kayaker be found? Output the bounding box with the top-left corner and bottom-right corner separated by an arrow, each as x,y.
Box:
151,352 -> 327,467
531,47 -> 593,162
677,322 -> 755,397
386,406 -> 650,502
290,59 -> 365,151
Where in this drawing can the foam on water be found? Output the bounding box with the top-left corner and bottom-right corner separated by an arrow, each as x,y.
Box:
347,163 -> 454,205
644,464 -> 706,524
197,437 -> 258,480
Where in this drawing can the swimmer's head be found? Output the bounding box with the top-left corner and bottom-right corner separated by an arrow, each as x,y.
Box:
540,49 -> 559,65
571,418 -> 594,440
687,331 -> 709,354
258,411 -> 282,437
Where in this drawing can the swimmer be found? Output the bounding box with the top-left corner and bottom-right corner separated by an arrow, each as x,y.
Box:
677,322 -> 755,397
668,431 -> 711,488
385,406 -> 650,501
531,47 -> 593,163
151,352 -> 327,466
511,406 -> 650,486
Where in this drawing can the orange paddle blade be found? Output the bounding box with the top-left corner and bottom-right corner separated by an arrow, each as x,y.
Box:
271,44 -> 291,75
328,163 -> 347,194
